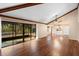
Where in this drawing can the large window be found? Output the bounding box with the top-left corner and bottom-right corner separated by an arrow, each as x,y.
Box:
2,22 -> 14,47
24,24 -> 30,36
16,23 -> 23,36
2,22 -> 14,38
2,21 -> 36,47
31,24 -> 36,39
13,23 -> 23,44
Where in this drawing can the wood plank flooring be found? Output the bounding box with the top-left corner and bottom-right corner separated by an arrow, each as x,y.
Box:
0,49 -> 1,56
1,35 -> 79,56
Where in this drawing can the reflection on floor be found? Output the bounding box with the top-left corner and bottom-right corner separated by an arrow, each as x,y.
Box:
1,35 -> 79,56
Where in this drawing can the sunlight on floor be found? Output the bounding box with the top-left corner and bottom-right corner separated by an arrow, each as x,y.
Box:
30,40 -> 38,52
53,39 -> 61,49
53,36 -> 64,48
52,36 -> 64,55
59,36 -> 64,41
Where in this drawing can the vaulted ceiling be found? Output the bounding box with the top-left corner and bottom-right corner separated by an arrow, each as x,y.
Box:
0,3 -> 78,24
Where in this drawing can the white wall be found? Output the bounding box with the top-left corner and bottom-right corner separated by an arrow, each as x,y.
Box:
51,25 -> 69,35
76,5 -> 79,40
36,24 -> 47,39
49,9 -> 78,40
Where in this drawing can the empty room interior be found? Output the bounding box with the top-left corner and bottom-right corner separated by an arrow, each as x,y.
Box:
0,3 -> 79,56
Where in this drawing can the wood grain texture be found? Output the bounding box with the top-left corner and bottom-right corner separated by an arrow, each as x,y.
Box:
1,35 -> 79,56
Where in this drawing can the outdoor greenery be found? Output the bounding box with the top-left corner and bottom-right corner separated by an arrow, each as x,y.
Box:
2,22 -> 36,36
2,21 -> 36,47
2,23 -> 13,32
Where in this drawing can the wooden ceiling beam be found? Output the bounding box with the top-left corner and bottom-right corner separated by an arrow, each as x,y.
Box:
0,3 -> 43,13
0,14 -> 46,24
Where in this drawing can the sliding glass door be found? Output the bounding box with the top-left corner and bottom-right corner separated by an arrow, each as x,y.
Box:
13,23 -> 23,44
24,24 -> 36,41
2,21 -> 36,47
31,24 -> 36,39
24,24 -> 31,41
2,22 -> 14,47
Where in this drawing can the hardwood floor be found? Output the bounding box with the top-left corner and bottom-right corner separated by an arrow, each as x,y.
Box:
0,49 -> 1,56
1,35 -> 79,56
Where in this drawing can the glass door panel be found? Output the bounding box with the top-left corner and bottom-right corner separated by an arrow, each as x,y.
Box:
24,24 -> 30,41
31,24 -> 36,40
13,23 -> 23,44
2,22 -> 14,47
